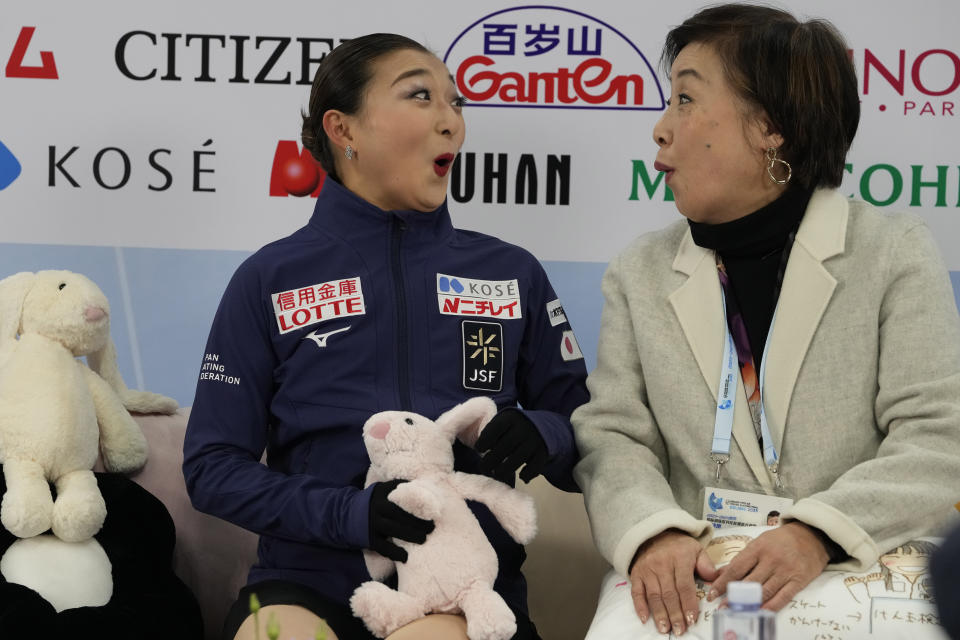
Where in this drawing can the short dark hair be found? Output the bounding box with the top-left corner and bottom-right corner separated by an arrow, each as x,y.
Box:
662,4 -> 860,190
301,34 -> 430,182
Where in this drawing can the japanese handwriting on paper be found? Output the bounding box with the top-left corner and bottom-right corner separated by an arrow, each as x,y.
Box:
788,617 -> 852,632
873,609 -> 939,624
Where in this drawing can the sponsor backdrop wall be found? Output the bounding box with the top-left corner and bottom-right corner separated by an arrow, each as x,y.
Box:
2,1 -> 958,406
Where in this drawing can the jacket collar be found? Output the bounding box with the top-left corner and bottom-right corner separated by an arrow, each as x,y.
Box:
306,178 -> 456,245
669,189 -> 849,489
672,189 -> 848,276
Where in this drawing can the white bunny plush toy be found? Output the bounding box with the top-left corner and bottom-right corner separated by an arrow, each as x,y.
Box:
350,396 -> 537,640
0,270 -> 177,543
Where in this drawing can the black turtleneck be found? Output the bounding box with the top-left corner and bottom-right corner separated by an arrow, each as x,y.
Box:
689,187 -> 812,366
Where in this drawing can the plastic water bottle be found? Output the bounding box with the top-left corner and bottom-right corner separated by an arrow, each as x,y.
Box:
712,581 -> 776,640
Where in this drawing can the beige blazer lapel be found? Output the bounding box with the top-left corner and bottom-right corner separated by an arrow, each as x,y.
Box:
763,189 -> 848,464
667,190 -> 849,491
669,231 -> 772,488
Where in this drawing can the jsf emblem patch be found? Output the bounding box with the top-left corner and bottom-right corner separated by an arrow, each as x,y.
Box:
462,321 -> 504,392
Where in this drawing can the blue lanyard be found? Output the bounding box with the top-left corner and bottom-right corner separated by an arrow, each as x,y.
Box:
711,289 -> 781,487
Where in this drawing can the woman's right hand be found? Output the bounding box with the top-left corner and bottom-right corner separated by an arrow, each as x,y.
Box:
629,529 -> 718,636
367,479 -> 435,562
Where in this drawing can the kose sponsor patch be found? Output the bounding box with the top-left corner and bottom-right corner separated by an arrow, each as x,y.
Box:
437,273 -> 522,319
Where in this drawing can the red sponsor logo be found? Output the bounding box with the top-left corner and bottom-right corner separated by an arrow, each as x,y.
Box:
440,296 -> 520,318
456,55 -> 643,106
852,48 -> 959,117
272,277 -> 365,334
270,140 -> 326,197
6,27 -> 58,79
444,6 -> 663,110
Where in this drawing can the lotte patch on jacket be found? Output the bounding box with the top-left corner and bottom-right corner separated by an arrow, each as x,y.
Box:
462,321 -> 503,392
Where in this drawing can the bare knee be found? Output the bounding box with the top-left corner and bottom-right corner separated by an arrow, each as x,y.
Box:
386,614 -> 469,640
232,604 -> 338,640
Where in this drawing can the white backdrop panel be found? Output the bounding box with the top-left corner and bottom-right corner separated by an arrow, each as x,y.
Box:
2,1 -> 958,262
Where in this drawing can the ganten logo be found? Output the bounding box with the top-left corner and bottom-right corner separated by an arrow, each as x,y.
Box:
0,141 -> 22,190
444,6 -> 664,110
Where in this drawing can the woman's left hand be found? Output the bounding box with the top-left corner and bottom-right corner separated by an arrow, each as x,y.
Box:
707,521 -> 830,610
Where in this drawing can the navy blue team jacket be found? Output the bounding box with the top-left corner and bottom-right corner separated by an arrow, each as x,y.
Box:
183,178 -> 589,614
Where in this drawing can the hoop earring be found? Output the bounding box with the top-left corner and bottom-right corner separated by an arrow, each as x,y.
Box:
766,147 -> 792,185
344,145 -> 354,160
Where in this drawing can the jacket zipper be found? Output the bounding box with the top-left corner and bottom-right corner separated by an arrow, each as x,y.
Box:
390,216 -> 412,411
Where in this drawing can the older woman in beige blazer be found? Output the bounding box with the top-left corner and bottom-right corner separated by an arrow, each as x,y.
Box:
572,4 -> 960,637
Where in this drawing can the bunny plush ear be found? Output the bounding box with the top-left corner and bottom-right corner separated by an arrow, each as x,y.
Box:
0,272 -> 36,360
87,332 -> 179,415
436,396 -> 499,447
85,337 -> 129,396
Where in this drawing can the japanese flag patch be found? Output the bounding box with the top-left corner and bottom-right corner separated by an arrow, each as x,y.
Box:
560,330 -> 583,361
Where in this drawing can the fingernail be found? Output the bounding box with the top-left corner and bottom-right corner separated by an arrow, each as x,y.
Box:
708,589 -> 718,601
658,620 -> 669,633
673,623 -> 683,636
640,614 -> 648,624
686,612 -> 696,626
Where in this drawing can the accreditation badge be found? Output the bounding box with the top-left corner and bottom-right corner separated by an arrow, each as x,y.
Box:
701,486 -> 794,530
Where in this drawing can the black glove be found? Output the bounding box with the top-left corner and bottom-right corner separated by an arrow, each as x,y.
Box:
474,408 -> 548,487
367,479 -> 434,563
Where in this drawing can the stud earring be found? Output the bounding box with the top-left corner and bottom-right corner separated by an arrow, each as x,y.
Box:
344,145 -> 354,160
766,147 -> 792,185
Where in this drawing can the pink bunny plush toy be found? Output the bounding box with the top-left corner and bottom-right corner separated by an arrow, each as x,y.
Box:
350,397 -> 537,640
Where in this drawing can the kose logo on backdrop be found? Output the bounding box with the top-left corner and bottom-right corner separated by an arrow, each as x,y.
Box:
853,48 -> 959,117
115,31 -> 348,84
47,140 -> 216,191
0,141 -> 22,190
270,141 -> 327,197
5,27 -> 58,79
444,6 -> 664,110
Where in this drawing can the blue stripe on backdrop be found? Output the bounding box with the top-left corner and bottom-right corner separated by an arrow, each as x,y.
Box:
119,247 -> 249,404
951,273 -> 960,316
2,243 -> 959,409
0,244 -> 248,407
